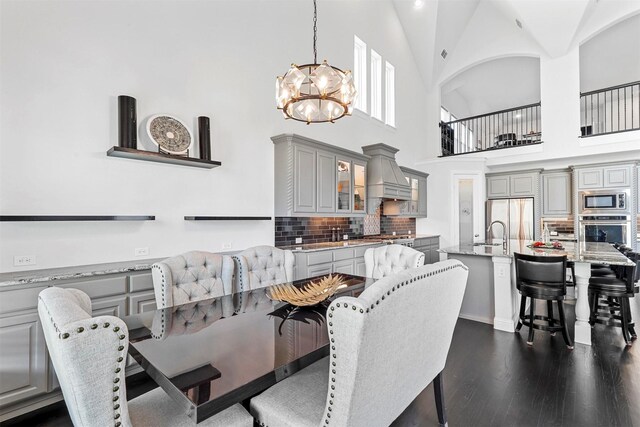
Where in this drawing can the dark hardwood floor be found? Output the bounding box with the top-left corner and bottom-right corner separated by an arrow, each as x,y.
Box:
4,304 -> 639,427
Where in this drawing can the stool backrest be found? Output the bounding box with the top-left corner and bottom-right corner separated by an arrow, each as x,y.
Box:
514,253 -> 567,292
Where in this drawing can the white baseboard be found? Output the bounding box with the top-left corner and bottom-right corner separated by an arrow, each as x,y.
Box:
458,313 -> 494,325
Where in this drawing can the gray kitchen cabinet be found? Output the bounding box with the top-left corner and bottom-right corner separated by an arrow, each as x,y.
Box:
487,171 -> 539,199
542,171 -> 572,217
413,236 -> 440,265
129,291 -> 157,315
293,145 -> 317,213
637,166 -> 640,214
487,175 -> 510,198
603,165 -> 631,188
383,167 -> 429,218
0,312 -> 47,408
317,151 -> 336,213
576,164 -> 632,189
272,134 -> 370,217
293,244 -> 383,280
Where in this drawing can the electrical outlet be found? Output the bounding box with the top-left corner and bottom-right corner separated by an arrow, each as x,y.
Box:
295,237 -> 302,244
134,247 -> 149,257
14,255 -> 36,266
392,231 -> 397,236
408,230 -> 412,235
222,242 -> 232,250
343,234 -> 348,240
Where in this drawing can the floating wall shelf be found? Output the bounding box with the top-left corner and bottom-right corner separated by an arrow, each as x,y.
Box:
184,216 -> 272,221
0,215 -> 155,222
107,147 -> 221,169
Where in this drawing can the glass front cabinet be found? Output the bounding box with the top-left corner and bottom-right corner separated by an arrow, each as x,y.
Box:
337,159 -> 351,212
353,162 -> 367,214
336,159 -> 366,214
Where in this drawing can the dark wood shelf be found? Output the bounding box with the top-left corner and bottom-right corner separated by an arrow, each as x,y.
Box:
107,146 -> 221,169
0,215 -> 155,222
184,216 -> 272,221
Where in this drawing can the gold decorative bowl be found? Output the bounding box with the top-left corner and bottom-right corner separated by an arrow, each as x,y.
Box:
267,274 -> 345,307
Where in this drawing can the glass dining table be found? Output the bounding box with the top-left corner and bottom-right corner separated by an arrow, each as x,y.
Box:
121,273 -> 374,424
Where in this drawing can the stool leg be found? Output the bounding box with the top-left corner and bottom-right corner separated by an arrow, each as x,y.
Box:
588,291 -> 597,327
516,295 -> 526,332
527,299 -> 535,346
557,301 -> 574,350
623,298 -> 637,339
547,300 -> 556,336
620,297 -> 632,346
570,264 -> 576,286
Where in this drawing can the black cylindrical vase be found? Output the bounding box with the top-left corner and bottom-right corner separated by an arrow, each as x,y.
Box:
198,116 -> 211,160
118,95 -> 137,149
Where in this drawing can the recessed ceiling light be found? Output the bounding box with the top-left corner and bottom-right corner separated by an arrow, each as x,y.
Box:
414,0 -> 424,9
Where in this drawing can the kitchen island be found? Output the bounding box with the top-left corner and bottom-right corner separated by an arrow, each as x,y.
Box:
440,239 -> 636,346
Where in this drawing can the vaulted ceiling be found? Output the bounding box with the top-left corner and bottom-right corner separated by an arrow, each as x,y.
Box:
393,0 -> 640,90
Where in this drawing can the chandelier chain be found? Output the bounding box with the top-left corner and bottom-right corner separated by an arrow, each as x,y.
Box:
313,0 -> 318,64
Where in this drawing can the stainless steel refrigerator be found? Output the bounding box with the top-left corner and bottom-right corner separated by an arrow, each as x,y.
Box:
486,198 -> 535,240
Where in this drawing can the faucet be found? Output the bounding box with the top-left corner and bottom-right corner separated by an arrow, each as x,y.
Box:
487,220 -> 508,250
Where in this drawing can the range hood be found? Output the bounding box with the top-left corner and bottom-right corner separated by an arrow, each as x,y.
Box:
362,143 -> 411,213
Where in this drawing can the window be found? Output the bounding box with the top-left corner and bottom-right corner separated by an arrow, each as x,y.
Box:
353,35 -> 367,113
441,107 -> 451,123
385,61 -> 395,127
370,49 -> 382,120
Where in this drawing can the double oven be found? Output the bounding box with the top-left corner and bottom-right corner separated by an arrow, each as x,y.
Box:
578,189 -> 632,245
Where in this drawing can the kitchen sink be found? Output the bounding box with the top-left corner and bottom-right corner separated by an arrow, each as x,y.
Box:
473,242 -> 503,247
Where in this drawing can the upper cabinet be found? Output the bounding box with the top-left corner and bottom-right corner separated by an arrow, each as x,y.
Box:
577,165 -> 632,189
272,134 -> 370,217
383,167 -> 429,217
487,171 -> 539,199
541,170 -> 572,217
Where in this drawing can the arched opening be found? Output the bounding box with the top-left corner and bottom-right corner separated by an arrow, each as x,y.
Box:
439,56 -> 541,156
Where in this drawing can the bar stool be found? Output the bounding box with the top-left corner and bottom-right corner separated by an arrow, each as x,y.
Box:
514,253 -> 573,349
589,252 -> 639,346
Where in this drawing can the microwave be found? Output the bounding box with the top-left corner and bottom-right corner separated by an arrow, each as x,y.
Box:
579,190 -> 629,213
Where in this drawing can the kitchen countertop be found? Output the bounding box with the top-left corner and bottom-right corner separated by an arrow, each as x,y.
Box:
0,258 -> 164,288
278,239 -> 386,253
440,239 -> 635,266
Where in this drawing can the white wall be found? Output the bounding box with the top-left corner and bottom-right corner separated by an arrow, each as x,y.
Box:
0,0 -> 429,272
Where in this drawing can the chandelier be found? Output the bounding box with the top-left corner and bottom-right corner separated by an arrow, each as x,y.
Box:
275,0 -> 357,124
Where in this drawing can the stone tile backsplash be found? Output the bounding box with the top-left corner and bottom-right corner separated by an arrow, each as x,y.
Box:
542,219 -> 574,234
275,217 -> 364,246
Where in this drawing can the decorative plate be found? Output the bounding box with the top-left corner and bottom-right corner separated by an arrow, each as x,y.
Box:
145,114 -> 193,155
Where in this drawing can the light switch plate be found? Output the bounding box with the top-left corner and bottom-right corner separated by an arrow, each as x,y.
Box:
295,237 -> 302,244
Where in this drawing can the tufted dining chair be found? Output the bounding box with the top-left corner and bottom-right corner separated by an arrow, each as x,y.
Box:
37,287 -> 253,427
364,244 -> 425,279
233,245 -> 294,291
250,260 -> 469,427
151,251 -> 234,309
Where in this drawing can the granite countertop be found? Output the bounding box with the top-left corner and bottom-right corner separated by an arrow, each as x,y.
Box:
279,239 -> 386,253
0,258 -> 164,288
413,234 -> 441,239
440,239 -> 635,266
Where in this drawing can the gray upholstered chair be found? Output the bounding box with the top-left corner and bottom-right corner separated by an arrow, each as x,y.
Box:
250,259 -> 469,427
364,244 -> 425,279
151,251 -> 234,309
233,245 -> 294,291
37,287 -> 253,427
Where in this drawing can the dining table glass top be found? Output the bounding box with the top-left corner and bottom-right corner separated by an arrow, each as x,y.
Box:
122,273 -> 374,423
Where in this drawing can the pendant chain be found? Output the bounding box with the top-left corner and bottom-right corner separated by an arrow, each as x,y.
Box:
313,0 -> 318,64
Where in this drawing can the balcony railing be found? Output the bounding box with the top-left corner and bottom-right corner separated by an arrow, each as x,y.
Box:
580,81 -> 640,137
440,103 -> 542,157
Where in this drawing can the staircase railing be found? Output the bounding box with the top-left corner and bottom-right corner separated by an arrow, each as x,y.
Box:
580,80 -> 640,137
440,102 -> 542,157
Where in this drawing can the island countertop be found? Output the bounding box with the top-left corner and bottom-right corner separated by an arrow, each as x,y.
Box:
440,239 -> 635,266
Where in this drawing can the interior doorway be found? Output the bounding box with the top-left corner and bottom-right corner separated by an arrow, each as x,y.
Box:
450,172 -> 484,246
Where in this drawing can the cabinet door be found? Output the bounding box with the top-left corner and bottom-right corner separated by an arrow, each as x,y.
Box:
0,312 -> 47,406
578,168 -> 603,189
333,260 -> 355,275
317,151 -> 336,213
336,159 -> 352,212
510,173 -> 537,197
129,291 -> 157,315
410,177 -> 419,214
353,162 -> 367,214
487,176 -> 510,198
355,259 -> 367,277
603,166 -> 631,188
418,176 -> 428,217
542,172 -> 572,216
307,264 -> 333,278
294,145 -> 317,213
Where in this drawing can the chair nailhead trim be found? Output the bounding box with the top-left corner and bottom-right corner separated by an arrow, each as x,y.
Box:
91,324 -> 98,329
322,262 -> 468,424
61,333 -> 70,339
